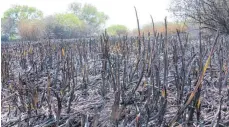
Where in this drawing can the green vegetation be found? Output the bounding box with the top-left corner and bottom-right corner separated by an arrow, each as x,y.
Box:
1,5 -> 43,40
107,24 -> 128,36
69,3 -> 109,35
55,13 -> 83,28
48,13 -> 84,38
2,5 -> 43,21
1,3 -> 109,41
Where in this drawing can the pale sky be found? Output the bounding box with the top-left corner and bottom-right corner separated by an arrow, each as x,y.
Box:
0,0 -> 173,30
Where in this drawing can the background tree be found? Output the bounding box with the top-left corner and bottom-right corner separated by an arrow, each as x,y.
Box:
169,0 -> 229,34
1,5 -> 43,40
107,24 -> 128,36
55,13 -> 84,38
68,2 -> 109,36
44,13 -> 84,39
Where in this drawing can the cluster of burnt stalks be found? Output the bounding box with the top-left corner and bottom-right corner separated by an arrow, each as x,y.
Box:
1,11 -> 229,127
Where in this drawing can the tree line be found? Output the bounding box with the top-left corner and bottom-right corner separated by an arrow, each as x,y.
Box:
1,2 -> 129,41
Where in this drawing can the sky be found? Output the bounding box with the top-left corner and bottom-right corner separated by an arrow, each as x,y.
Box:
0,0 -> 173,30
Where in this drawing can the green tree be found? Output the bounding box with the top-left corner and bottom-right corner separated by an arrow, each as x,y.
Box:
2,5 -> 43,40
55,13 -> 83,28
44,13 -> 84,39
3,5 -> 43,21
80,4 -> 108,28
68,3 -> 108,35
107,25 -> 128,36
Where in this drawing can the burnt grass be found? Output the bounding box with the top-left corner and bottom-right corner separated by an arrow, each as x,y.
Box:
1,31 -> 229,127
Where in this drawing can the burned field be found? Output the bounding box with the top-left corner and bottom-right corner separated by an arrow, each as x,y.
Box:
1,27 -> 229,126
